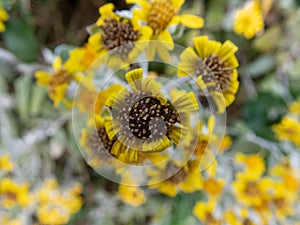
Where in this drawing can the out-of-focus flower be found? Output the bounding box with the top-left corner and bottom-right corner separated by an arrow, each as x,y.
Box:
35,178 -> 82,225
148,159 -> 203,197
0,177 -> 30,208
35,57 -> 84,108
178,36 -> 239,112
272,116 -> 300,147
289,99 -> 300,115
0,154 -> 15,173
105,68 -> 198,162
193,199 -> 221,225
232,172 -> 273,207
235,153 -> 265,177
203,177 -> 225,197
117,172 -> 146,206
127,0 -> 204,61
0,6 -> 9,33
88,3 -> 152,68
64,44 -> 98,73
233,0 -> 264,39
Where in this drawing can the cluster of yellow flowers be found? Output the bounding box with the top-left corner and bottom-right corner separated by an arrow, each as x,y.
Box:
194,153 -> 300,224
0,154 -> 83,225
273,99 -> 300,148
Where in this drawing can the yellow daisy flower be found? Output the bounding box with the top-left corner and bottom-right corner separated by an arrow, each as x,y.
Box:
127,0 -> 204,61
0,154 -> 15,173
0,177 -> 30,208
289,99 -> 300,114
64,43 -> 98,73
117,172 -> 146,206
88,3 -> 152,68
178,36 -> 239,112
35,178 -> 82,225
0,6 -> 9,33
234,0 -> 264,39
272,116 -> 300,147
235,153 -> 265,177
203,176 -> 225,197
193,199 -> 221,225
35,57 -> 84,108
105,68 -> 198,163
148,159 -> 203,197
232,172 -> 273,207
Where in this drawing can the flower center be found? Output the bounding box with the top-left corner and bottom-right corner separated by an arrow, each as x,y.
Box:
165,163 -> 188,184
205,212 -> 219,224
148,0 -> 176,35
274,197 -> 286,209
196,55 -> 233,91
100,19 -> 140,57
4,191 -> 17,201
244,181 -> 260,196
128,94 -> 179,140
49,71 -> 72,87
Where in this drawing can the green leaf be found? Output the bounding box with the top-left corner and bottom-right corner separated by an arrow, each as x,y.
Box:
29,85 -> 47,116
248,55 -> 276,78
15,75 -> 32,120
54,44 -> 76,61
3,19 -> 39,62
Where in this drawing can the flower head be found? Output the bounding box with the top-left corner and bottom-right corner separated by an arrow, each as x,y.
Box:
127,0 -> 204,60
0,154 -> 15,173
193,199 -> 221,225
105,68 -> 198,163
0,6 -> 9,32
234,0 -> 264,39
88,3 -> 152,68
178,36 -> 239,112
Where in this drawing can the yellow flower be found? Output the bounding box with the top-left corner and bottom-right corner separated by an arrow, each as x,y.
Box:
117,172 -> 146,206
203,177 -> 225,197
219,135 -> 232,153
0,154 -> 14,173
64,43 -> 98,73
289,99 -> 300,114
232,172 -> 273,207
0,177 -> 30,208
88,3 -> 152,68
35,57 -> 83,108
193,199 -> 221,225
234,0 -> 264,39
105,68 -> 198,163
178,36 -> 239,112
0,6 -> 9,33
35,178 -> 82,225
235,153 -> 265,177
127,0 -> 204,61
148,159 -> 203,197
272,116 -> 300,147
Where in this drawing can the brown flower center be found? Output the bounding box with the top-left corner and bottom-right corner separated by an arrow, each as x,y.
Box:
116,91 -> 180,142
274,197 -> 286,208
4,191 -> 17,201
244,181 -> 260,196
100,19 -> 140,57
165,163 -> 188,184
196,55 -> 233,92
49,71 -> 72,87
205,212 -> 219,224
148,0 -> 176,35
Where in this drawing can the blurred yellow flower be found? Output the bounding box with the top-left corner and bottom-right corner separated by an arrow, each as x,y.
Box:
235,153 -> 265,177
35,57 -> 84,108
203,177 -> 225,197
234,0 -> 264,39
0,6 -> 9,32
178,36 -> 239,112
88,3 -> 152,68
118,185 -> 146,206
193,199 -> 221,225
0,154 -> 15,173
232,172 -> 273,207
272,116 -> 300,147
35,178 -> 82,225
127,0 -> 204,61
148,160 -> 203,197
0,177 -> 30,208
289,99 -> 300,114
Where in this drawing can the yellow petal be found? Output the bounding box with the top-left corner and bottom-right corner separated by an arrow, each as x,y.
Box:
180,14 -> 204,29
52,57 -> 62,71
104,118 -> 118,140
0,8 -> 9,21
170,0 -> 184,10
159,30 -> 174,50
142,77 -> 167,104
125,68 -> 143,90
99,3 -> 115,15
170,89 -> 199,112
35,71 -> 51,86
